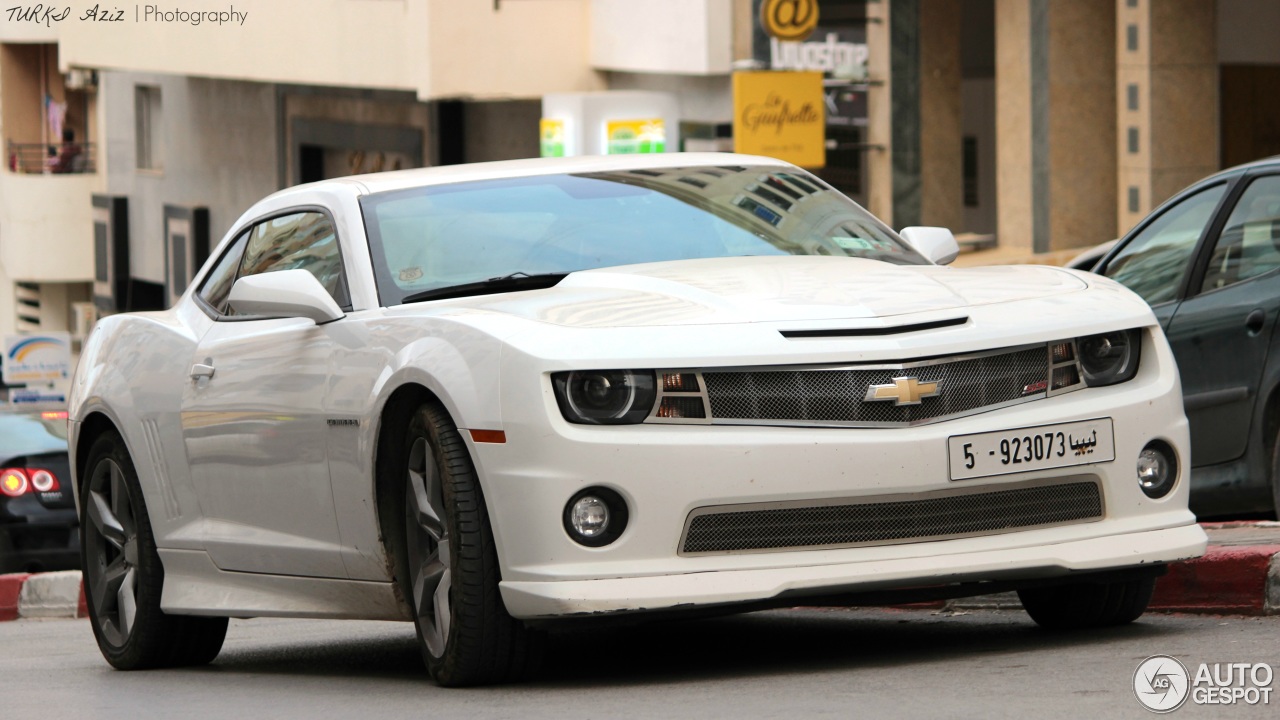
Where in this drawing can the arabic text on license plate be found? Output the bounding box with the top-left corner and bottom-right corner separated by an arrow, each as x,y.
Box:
948,418 -> 1115,481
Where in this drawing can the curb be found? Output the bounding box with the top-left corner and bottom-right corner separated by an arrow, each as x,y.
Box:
1148,544 -> 1280,616
0,571 -> 87,621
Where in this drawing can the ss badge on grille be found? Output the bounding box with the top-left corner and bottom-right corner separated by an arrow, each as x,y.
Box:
864,376 -> 940,406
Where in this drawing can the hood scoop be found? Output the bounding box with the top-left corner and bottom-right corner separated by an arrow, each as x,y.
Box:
780,316 -> 969,339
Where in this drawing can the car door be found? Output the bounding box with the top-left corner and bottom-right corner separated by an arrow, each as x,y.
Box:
1163,173 -> 1280,467
181,210 -> 353,578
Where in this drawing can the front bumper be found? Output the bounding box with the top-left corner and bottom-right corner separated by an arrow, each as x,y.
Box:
500,523 -> 1206,618
479,326 -> 1202,620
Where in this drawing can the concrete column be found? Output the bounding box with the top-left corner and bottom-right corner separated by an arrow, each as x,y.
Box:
865,0 -> 962,230
1117,0 -> 1218,235
997,0 -> 1116,253
918,0 -> 964,231
865,0 -> 894,223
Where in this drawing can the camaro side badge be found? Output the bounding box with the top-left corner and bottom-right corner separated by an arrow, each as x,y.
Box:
328,419 -> 359,427
864,377 -> 940,406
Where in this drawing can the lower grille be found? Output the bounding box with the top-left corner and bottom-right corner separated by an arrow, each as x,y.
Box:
679,480 -> 1103,555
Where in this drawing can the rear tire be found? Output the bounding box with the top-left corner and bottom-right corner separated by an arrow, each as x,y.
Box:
81,431 -> 228,669
1018,577 -> 1156,630
401,402 -> 543,686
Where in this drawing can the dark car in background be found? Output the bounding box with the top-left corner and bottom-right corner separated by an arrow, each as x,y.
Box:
1092,156 -> 1280,519
0,408 -> 78,573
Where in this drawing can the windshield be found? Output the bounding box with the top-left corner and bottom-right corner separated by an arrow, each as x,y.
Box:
360,164 -> 927,306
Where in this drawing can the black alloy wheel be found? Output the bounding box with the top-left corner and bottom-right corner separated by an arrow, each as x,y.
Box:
81,432 -> 228,669
401,402 -> 543,686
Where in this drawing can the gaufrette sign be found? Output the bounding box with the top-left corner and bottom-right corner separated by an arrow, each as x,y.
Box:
732,71 -> 826,168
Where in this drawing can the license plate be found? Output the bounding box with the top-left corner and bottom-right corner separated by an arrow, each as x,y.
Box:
948,418 -> 1115,481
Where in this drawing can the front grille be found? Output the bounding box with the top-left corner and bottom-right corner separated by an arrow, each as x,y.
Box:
702,345 -> 1049,426
680,480 -> 1103,555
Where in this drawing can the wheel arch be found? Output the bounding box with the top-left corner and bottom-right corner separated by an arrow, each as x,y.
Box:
372,382 -> 440,611
74,411 -> 124,498
1260,376 -> 1280,513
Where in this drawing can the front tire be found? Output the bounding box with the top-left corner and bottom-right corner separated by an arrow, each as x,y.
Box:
1270,426 -> 1280,520
81,431 -> 228,669
1017,577 -> 1156,630
402,402 -> 543,686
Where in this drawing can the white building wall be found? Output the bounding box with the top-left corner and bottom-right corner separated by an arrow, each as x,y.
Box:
591,0 -> 733,75
57,0 -> 600,101
102,72 -> 279,284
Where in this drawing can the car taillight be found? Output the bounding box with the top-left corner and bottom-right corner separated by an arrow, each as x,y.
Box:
30,469 -> 59,493
1,468 -> 30,497
0,468 -> 60,496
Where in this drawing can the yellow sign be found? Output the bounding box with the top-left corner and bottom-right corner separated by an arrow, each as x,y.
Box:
605,119 -> 666,154
760,0 -> 819,42
732,71 -> 826,168
540,119 -> 566,157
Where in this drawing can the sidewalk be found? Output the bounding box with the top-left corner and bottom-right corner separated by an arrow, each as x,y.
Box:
3,523 -> 1278,621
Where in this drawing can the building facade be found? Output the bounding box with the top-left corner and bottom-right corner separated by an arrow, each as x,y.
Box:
1,0 -> 1278,369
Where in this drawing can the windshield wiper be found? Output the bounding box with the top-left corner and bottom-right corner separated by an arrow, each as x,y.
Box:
401,272 -> 570,304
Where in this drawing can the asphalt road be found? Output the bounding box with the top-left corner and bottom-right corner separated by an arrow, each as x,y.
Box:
3,608 -> 1277,719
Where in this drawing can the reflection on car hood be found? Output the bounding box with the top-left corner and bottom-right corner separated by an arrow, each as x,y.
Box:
468,256 -> 1088,328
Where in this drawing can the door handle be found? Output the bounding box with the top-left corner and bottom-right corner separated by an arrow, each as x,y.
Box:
190,363 -> 216,380
1246,309 -> 1266,336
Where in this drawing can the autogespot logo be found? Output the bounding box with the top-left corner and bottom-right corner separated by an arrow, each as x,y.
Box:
1134,656 -> 1275,713
1134,655 -> 1191,713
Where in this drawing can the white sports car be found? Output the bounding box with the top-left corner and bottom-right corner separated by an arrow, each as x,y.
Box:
69,153 -> 1206,686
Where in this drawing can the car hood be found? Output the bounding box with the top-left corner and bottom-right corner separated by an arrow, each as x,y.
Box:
461,256 -> 1088,329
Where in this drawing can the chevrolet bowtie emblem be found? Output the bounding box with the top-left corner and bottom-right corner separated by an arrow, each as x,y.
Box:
864,376 -> 940,406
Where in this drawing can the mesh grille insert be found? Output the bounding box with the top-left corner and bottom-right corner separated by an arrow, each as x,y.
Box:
680,480 -> 1103,554
702,346 -> 1048,426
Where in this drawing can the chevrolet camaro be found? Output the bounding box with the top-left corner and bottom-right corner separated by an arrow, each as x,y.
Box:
69,153 -> 1207,686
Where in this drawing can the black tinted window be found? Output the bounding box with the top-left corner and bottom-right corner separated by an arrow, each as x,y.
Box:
1104,184 -> 1226,304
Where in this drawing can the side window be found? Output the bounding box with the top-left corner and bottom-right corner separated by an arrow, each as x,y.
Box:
1200,176 -> 1280,292
197,231 -> 249,315
238,212 -> 350,307
1104,184 -> 1227,305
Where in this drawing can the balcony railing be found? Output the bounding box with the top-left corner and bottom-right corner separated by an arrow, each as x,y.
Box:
6,141 -> 97,174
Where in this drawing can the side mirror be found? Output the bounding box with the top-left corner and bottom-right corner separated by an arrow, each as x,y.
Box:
228,269 -> 344,324
900,226 -> 960,265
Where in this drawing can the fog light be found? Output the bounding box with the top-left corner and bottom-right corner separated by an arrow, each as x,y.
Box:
1137,440 -> 1177,499
571,496 -> 610,537
563,487 -> 629,547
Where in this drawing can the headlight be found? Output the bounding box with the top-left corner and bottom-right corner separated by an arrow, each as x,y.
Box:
552,370 -> 656,424
1076,329 -> 1141,387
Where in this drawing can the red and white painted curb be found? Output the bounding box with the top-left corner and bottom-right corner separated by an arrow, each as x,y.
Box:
0,571 -> 87,622
1149,543 -> 1280,615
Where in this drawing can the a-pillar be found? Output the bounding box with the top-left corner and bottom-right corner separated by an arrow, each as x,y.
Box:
1116,0 -> 1218,236
996,0 -> 1116,253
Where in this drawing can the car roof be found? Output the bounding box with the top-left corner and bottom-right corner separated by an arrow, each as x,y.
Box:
264,152 -> 794,202
1197,155 -> 1280,184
